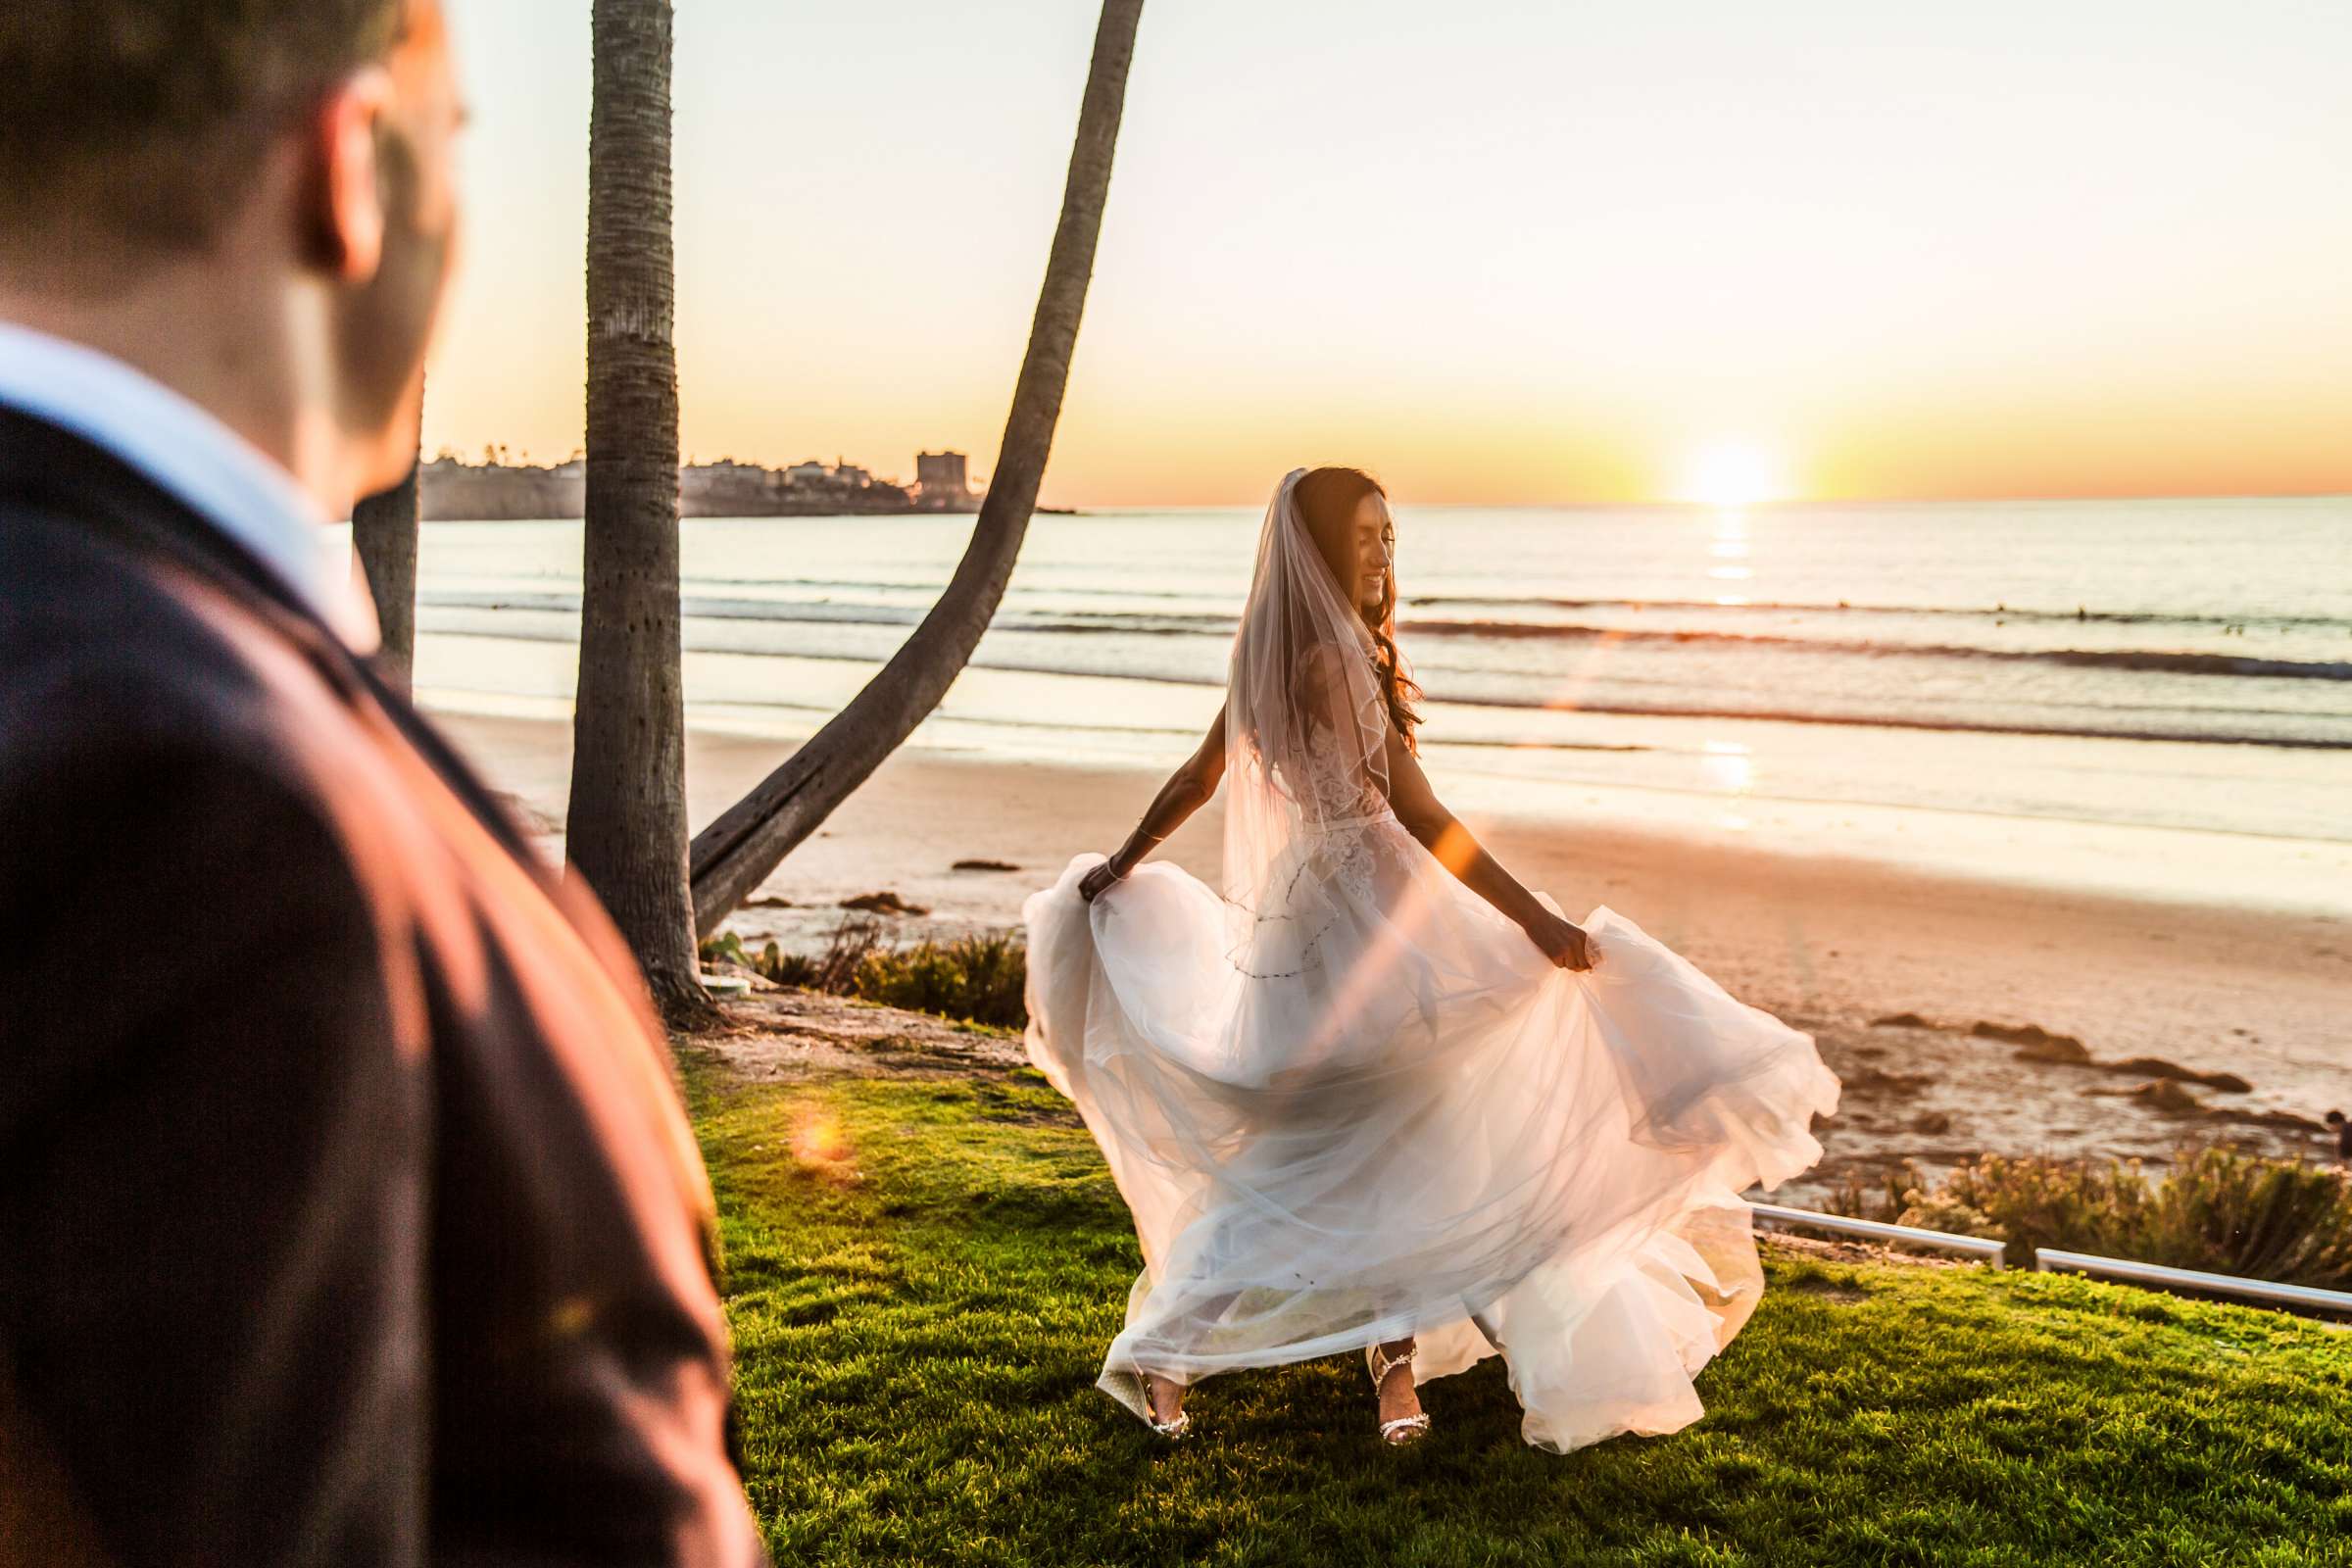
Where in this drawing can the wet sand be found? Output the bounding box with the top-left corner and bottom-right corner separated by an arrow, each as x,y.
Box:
431,708 -> 2352,1203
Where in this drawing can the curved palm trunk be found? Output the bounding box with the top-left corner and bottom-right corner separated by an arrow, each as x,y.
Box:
568,0 -> 708,1019
688,0 -> 1145,938
351,441 -> 418,695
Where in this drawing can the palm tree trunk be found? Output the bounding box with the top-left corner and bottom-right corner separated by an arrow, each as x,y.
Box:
351,441 -> 418,695
687,0 -> 1145,938
568,0 -> 708,1021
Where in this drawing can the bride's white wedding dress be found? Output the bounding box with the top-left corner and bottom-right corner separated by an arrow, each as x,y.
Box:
1021,471 -> 1840,1452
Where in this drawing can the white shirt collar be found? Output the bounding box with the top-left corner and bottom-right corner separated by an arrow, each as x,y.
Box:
0,320 -> 381,653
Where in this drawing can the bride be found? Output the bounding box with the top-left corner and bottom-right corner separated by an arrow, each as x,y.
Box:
1021,466 -> 1839,1450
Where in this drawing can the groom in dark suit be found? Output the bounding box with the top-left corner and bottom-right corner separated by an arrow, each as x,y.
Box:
0,4 -> 763,1565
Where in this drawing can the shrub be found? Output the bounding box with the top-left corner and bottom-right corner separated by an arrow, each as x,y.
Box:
703,919 -> 887,992
699,930 -> 759,978
700,921 -> 1027,1030
1835,1148 -> 2352,1288
801,919 -> 890,993
852,932 -> 1027,1030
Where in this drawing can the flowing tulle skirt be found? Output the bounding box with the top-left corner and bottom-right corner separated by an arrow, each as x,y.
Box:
1021,824 -> 1839,1452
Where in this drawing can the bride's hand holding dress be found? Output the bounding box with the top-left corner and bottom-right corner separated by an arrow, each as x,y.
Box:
1370,710 -> 1597,973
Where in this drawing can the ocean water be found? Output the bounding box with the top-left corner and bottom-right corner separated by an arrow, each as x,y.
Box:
393,496 -> 2352,912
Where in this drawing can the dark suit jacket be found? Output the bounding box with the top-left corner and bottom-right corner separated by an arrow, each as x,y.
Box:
0,408 -> 765,1567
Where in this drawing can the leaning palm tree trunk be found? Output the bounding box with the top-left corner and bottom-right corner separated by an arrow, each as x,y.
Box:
688,0 -> 1145,938
351,435 -> 418,695
568,0 -> 707,1018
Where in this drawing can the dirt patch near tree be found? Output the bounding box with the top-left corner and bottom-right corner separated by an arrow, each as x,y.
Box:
689,987 -> 1030,1084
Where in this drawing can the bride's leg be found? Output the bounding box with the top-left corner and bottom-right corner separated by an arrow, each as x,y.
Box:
1373,1336 -> 1424,1438
1144,1371 -> 1186,1426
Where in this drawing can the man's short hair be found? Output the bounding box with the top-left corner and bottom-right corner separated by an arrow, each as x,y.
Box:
0,2 -> 406,269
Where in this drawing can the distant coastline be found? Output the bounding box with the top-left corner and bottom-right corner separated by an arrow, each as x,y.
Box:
415,453 -> 1030,520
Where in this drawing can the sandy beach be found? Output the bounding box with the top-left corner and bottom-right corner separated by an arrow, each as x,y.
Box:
432,707 -> 2351,1204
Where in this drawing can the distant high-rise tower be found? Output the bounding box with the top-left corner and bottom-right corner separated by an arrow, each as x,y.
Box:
915,450 -> 969,500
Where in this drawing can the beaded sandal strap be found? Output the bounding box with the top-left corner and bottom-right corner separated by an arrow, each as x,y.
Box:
1367,1344 -> 1416,1388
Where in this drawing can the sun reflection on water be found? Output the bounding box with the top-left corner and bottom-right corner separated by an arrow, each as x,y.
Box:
1700,739 -> 1754,792
1701,737 -> 1754,830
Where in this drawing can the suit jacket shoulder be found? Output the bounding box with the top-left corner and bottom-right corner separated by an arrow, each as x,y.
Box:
0,451 -> 761,1567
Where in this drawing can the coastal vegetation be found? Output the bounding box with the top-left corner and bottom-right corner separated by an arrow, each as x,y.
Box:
1837,1147 -> 2352,1291
685,1042 -> 2352,1565
704,924 -> 1030,1031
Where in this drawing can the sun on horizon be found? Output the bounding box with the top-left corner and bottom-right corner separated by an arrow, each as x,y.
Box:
1678,442 -> 1790,509
423,2 -> 2352,507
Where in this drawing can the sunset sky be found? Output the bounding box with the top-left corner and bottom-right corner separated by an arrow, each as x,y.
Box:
427,1 -> 2352,506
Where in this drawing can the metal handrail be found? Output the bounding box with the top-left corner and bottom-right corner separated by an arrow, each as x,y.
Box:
1745,1201 -> 2352,1317
1747,1201 -> 2007,1269
2033,1249 -> 2352,1316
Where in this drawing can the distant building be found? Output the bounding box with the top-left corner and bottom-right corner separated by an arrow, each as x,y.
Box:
683,458 -> 777,485
416,450 -> 926,518
681,460 -> 788,513
915,450 -> 969,500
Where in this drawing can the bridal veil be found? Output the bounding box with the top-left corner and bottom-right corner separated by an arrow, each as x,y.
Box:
1023,469 -> 1839,1450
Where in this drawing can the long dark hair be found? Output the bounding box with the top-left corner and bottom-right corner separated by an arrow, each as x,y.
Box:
1294,466 -> 1424,752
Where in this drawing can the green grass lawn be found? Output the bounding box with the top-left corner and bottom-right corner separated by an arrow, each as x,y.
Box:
683,1047 -> 2352,1567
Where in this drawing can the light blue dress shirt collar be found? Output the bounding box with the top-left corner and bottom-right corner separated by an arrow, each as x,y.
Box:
0,319 -> 381,653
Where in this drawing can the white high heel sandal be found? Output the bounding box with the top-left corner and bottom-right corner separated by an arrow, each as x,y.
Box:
1368,1344 -> 1431,1445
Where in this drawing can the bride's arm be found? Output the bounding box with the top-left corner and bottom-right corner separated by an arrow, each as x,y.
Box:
1079,703 -> 1229,902
1379,726 -> 1595,969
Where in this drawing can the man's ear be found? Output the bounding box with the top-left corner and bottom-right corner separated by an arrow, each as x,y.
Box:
310,66 -> 396,283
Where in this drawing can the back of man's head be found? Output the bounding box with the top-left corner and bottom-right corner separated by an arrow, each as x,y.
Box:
0,3 -> 407,283
0,2 -> 462,509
